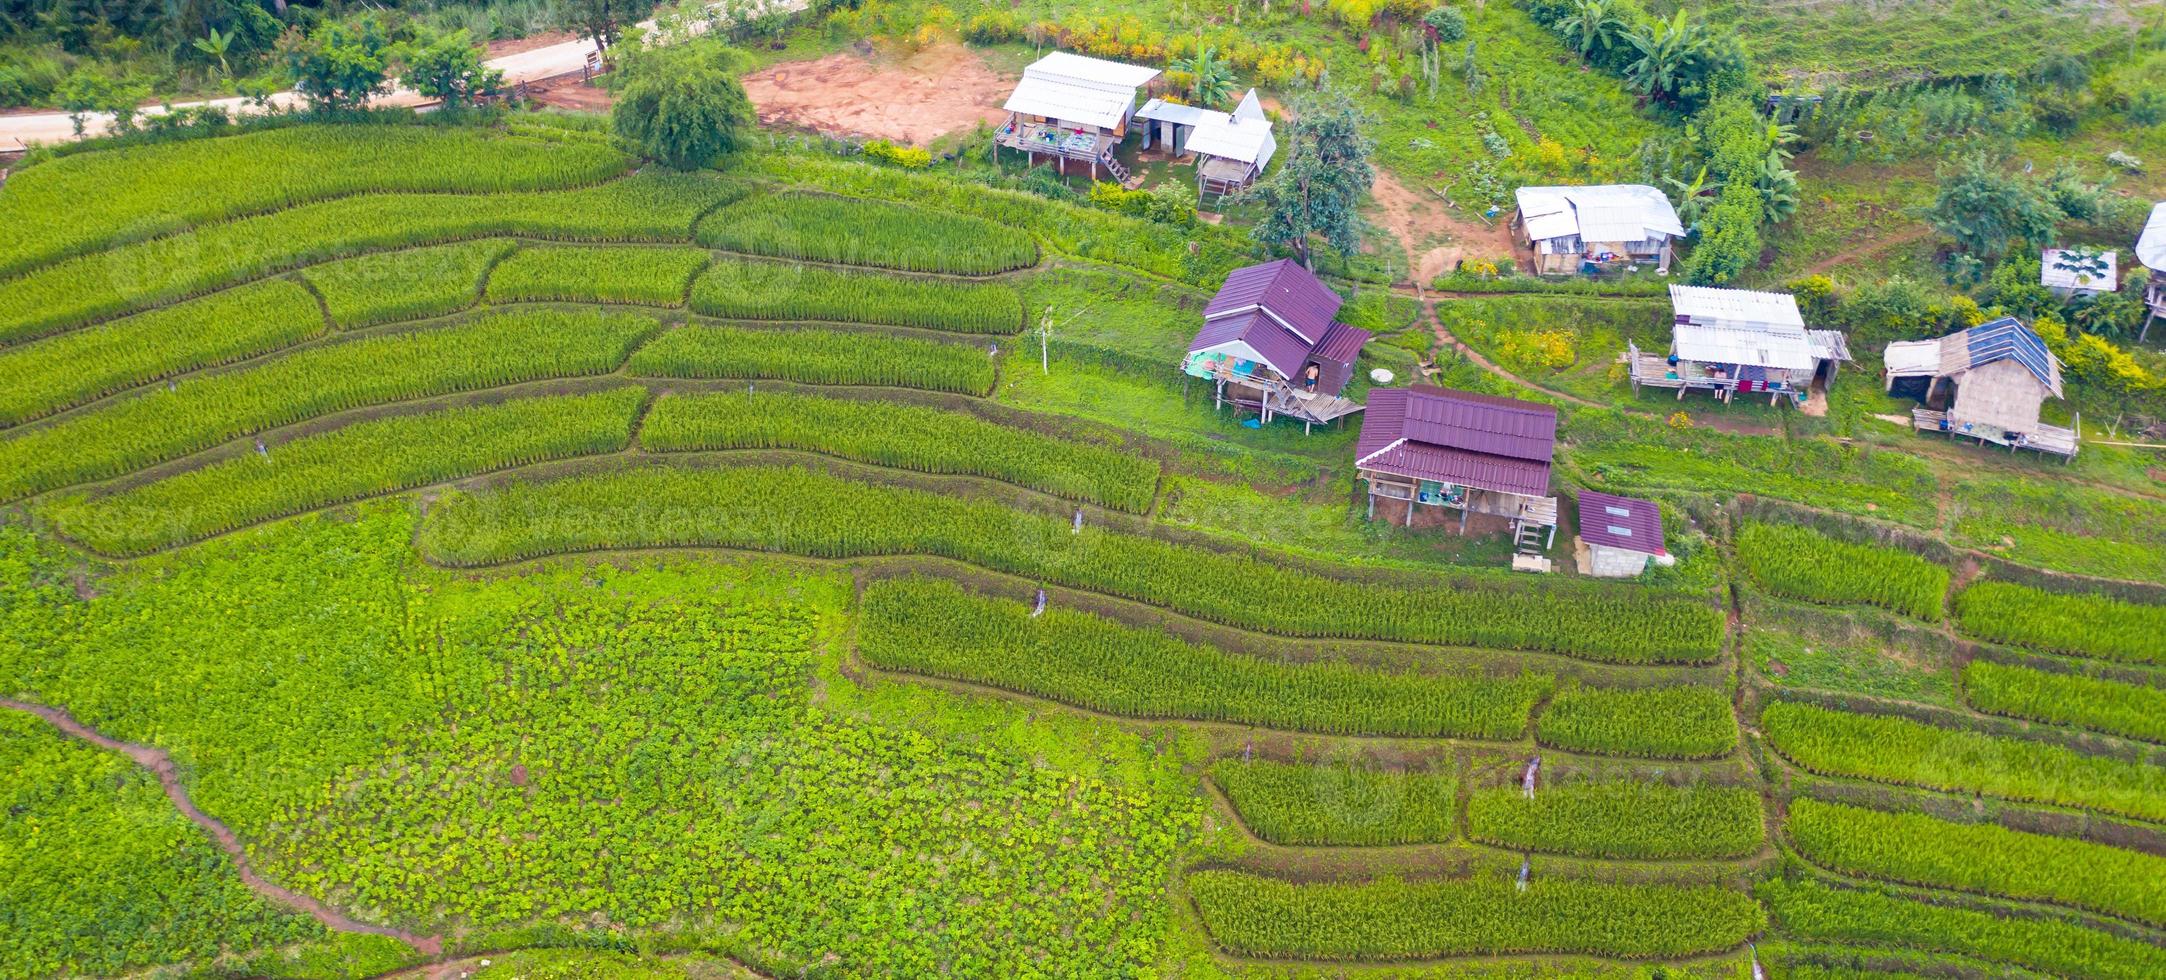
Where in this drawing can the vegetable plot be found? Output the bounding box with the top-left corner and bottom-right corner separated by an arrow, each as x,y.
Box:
1737,522 -> 1949,621
1466,781 -> 1764,859
697,192 -> 1038,275
690,259 -> 1026,334
1954,581 -> 2166,665
1210,758 -> 1458,846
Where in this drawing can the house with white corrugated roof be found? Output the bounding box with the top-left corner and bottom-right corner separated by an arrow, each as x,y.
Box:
994,52 -> 1160,183
1136,89 -> 1277,198
1513,184 -> 1685,275
1625,285 -> 1852,406
2139,202 -> 2166,340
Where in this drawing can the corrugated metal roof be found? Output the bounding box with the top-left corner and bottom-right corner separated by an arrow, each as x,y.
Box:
2139,202 -> 2166,271
1394,385 -> 1558,462
1361,440 -> 1553,499
1024,51 -> 1162,89
1134,99 -> 1213,126
1964,316 -> 2062,397
1004,53 -> 1158,129
2041,248 -> 2119,290
1668,285 -> 1816,370
1203,259 -> 1342,343
1882,339 -> 1942,377
1669,285 -> 1806,328
1577,490 -> 1664,555
1357,386 -> 1557,497
1187,116 -> 1274,166
1186,310 -> 1311,378
1513,184 -> 1684,243
1312,321 -> 1371,365
1807,329 -> 1853,363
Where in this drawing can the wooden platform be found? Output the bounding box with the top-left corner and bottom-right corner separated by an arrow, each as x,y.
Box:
1912,407 -> 2078,458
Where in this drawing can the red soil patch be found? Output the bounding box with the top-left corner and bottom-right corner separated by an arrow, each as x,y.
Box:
742,42 -> 1011,147
487,30 -> 583,60
1,697 -> 443,958
524,77 -> 616,112
1369,170 -> 1525,284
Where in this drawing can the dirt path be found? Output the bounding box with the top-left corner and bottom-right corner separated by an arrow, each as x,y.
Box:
1400,288 -> 1603,409
1368,171 -> 1523,284
1802,225 -> 1933,278
0,697 -> 443,957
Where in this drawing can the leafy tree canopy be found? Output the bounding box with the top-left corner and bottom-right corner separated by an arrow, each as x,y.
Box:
1242,88 -> 1375,269
610,41 -> 754,170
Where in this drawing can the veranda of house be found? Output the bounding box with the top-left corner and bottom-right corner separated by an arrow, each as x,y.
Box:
1627,285 -> 1851,407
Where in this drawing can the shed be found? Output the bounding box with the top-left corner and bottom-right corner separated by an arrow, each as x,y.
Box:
2041,248 -> 2118,297
1513,184 -> 1684,275
1627,286 -> 1851,405
1184,259 -> 1371,431
1884,316 -> 2076,458
2140,202 -> 2166,340
995,52 -> 1160,182
1354,385 -> 1559,549
1575,490 -> 1667,579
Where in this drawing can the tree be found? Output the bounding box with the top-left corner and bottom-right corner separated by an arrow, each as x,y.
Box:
192,27 -> 233,79
1170,45 -> 1236,108
611,42 -> 754,169
1682,180 -> 1762,285
405,28 -> 504,108
277,16 -> 397,113
1754,151 -> 1799,224
1423,6 -> 1466,45
1621,10 -> 1708,106
1242,89 -> 1375,269
561,0 -> 649,58
1929,155 -> 2062,261
1552,0 -> 1619,60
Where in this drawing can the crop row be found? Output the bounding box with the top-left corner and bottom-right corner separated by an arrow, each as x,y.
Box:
0,172 -> 740,343
1466,781 -> 1764,860
1786,797 -> 2166,928
641,390 -> 1159,513
1953,580 -> 2165,665
0,309 -> 659,501
689,259 -> 1026,334
0,278 -> 324,427
421,464 -> 1727,662
627,324 -> 998,395
487,244 -> 712,307
302,239 -> 515,329
0,123 -> 630,279
1210,758 -> 1458,846
1535,684 -> 1739,759
1187,870 -> 1765,960
1737,522 -> 1949,621
859,578 -> 1551,738
46,389 -> 646,555
697,192 -> 1038,276
1759,877 -> 2166,980
1761,701 -> 2166,822
1962,659 -> 2166,744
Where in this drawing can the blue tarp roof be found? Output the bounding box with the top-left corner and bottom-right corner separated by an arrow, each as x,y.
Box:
1964,316 -> 2057,392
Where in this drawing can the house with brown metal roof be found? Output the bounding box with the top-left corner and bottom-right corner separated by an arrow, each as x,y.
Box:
1575,490 -> 1670,578
1182,259 -> 1373,433
1354,384 -> 1560,550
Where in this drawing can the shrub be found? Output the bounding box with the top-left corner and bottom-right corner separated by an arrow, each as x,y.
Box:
1211,758 -> 1457,846
1954,582 -> 2166,665
422,464 -> 1726,662
696,192 -> 1037,275
1787,798 -> 2166,927
1759,877 -> 2166,980
0,309 -> 659,502
641,391 -> 1158,512
1536,685 -> 1737,759
1961,660 -> 2166,744
862,139 -> 933,168
302,239 -> 513,328
1737,522 -> 1949,621
1466,781 -> 1763,859
487,244 -> 711,306
1188,870 -> 1765,960
0,278 -> 325,427
860,578 -> 1552,739
46,389 -> 646,555
626,325 -> 998,394
688,259 -> 1025,334
1762,701 -> 2166,822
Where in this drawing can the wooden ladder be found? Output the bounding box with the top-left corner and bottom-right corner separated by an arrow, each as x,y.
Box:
1099,151 -> 1131,184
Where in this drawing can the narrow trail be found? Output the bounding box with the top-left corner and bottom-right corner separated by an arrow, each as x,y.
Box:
1394,287 -> 1602,409
1801,226 -> 1934,278
0,697 -> 444,957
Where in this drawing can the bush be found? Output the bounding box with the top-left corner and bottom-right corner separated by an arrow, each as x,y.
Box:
422,464 -> 1726,663
1962,660 -> 2166,744
1787,798 -> 2166,927
641,391 -> 1159,512
697,192 -> 1037,275
860,578 -> 1552,739
1466,781 -> 1763,859
1211,759 -> 1458,846
1536,684 -> 1737,759
861,139 -> 932,168
1762,701 -> 2166,822
1953,581 -> 2166,665
1188,870 -> 1765,960
1737,522 -> 1949,621
627,325 -> 997,394
0,310 -> 658,503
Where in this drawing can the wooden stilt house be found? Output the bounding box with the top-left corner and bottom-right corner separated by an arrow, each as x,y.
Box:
1513,184 -> 1684,275
1627,285 -> 1851,406
995,52 -> 1159,183
1182,259 -> 1371,432
2140,202 -> 2166,342
1355,385 -> 1560,552
1884,316 -> 2077,458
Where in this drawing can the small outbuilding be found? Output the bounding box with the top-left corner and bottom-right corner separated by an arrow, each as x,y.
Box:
996,52 -> 1160,182
1884,316 -> 2077,458
1575,490 -> 1669,579
2041,248 -> 2118,299
2139,202 -> 2166,341
1183,259 -> 1372,432
1354,385 -> 1559,551
1513,184 -> 1685,275
1627,285 -> 1852,406
1138,90 -> 1277,198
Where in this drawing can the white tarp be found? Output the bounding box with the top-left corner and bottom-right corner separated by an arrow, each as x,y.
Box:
2138,202 -> 2166,272
1003,52 -> 1160,130
2041,248 -> 2118,290
1513,184 -> 1684,244
1883,339 -> 1943,378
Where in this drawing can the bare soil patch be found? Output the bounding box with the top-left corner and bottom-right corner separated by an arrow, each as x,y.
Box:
487,30 -> 582,60
523,76 -> 615,112
742,42 -> 1011,147
1369,170 -> 1523,284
